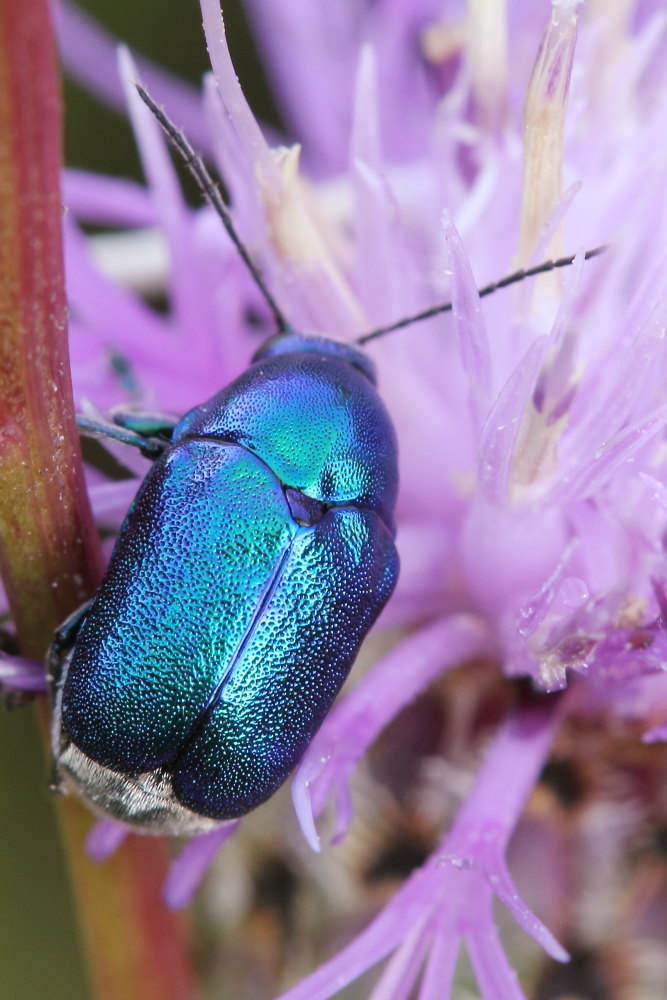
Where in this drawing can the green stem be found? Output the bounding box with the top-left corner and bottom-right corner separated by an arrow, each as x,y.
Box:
0,2 -> 196,997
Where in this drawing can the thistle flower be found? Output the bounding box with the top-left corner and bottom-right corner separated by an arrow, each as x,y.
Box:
5,0 -> 667,996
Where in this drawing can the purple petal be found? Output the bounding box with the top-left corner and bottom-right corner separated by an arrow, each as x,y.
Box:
274,864 -> 442,1000
466,919 -> 529,1000
200,0 -> 277,190
86,819 -> 128,861
349,46 -> 421,327
0,651 -> 48,693
63,170 -> 157,227
639,472 -> 667,512
367,917 -> 433,1000
516,541 -> 579,638
642,721 -> 667,744
559,403 -> 667,503
561,299 -> 667,488
442,215 -> 492,425
118,48 -> 215,351
452,699 -> 561,830
416,922 -> 459,1000
244,0 -> 362,173
477,338 -> 546,503
476,843 -> 568,961
163,821 -> 240,910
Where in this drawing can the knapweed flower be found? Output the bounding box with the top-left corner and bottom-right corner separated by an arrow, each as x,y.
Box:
4,0 -> 667,996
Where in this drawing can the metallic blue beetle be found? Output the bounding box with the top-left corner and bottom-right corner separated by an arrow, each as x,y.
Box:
51,331 -> 399,834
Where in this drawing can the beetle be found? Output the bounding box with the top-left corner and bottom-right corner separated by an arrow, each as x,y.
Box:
50,88 -> 605,834
51,327 -> 399,834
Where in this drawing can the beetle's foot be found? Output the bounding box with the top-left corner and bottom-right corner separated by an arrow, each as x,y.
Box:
49,600 -> 93,689
110,406 -> 179,441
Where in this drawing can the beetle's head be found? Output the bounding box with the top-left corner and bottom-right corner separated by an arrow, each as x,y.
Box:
253,331 -> 377,385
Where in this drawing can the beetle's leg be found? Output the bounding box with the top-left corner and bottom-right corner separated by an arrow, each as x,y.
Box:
48,599 -> 94,692
49,601 -> 96,793
76,414 -> 167,459
107,347 -> 142,401
109,407 -> 179,441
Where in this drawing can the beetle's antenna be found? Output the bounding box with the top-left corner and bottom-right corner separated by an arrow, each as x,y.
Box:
136,84 -> 291,336
355,245 -> 608,346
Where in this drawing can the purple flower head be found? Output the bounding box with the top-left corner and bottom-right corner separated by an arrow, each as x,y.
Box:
9,0 -> 667,995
